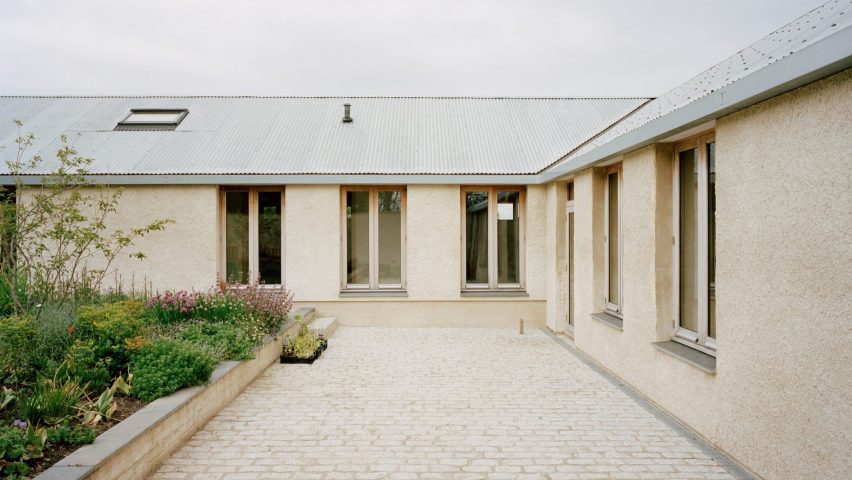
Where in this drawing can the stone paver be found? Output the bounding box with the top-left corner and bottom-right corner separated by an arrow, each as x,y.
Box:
151,327 -> 740,480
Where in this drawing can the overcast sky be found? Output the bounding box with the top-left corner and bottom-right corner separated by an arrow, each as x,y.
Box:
0,0 -> 826,97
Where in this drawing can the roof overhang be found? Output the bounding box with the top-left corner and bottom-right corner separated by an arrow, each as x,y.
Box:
0,173 -> 539,186
539,24 -> 852,183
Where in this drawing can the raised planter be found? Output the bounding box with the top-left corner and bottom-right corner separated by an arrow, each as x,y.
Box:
34,308 -> 312,480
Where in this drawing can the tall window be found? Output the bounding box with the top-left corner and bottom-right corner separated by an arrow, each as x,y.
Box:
604,166 -> 622,315
342,187 -> 406,290
566,182 -> 575,330
674,133 -> 716,354
462,187 -> 525,290
221,187 -> 283,285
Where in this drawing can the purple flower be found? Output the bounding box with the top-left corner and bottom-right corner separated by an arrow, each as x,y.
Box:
13,419 -> 27,429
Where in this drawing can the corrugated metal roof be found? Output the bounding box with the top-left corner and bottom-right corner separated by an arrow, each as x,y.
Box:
546,0 -> 852,172
0,97 -> 648,176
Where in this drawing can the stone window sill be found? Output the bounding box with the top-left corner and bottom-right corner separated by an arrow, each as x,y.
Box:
652,340 -> 717,374
590,311 -> 623,331
460,290 -> 529,298
339,290 -> 408,298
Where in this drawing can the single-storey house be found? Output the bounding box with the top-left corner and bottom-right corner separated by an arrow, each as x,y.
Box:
1,1 -> 850,479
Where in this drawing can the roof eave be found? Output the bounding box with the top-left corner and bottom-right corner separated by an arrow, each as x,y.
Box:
539,24 -> 852,183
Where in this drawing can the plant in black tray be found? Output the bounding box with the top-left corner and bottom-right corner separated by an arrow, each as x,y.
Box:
281,320 -> 325,364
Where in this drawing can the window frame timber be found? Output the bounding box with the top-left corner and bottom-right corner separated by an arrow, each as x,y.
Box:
672,132 -> 717,355
340,186 -> 407,292
218,186 -> 285,285
460,186 -> 526,292
603,164 -> 623,316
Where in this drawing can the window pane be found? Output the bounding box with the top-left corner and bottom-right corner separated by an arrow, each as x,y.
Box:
607,173 -> 620,305
679,149 -> 699,332
708,142 -> 716,339
225,191 -> 249,284
465,191 -> 489,284
568,211 -> 574,326
258,192 -> 282,285
378,190 -> 402,285
497,191 -> 520,284
346,191 -> 370,285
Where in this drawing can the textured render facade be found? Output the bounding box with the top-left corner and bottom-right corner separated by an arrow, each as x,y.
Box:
543,70 -> 852,480
3,4 -> 851,479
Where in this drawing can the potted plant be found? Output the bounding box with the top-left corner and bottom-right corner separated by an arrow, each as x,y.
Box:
280,320 -> 326,364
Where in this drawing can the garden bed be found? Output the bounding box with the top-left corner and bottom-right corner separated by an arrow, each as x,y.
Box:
34,315 -> 305,480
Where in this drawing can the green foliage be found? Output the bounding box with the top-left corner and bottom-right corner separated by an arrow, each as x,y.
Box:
80,374 -> 131,426
46,422 -> 96,445
73,300 -> 147,379
282,322 -> 322,359
130,339 -> 215,402
0,388 -> 14,412
17,370 -> 85,426
64,340 -> 111,390
0,315 -> 36,385
176,322 -> 254,361
0,123 -> 174,313
193,291 -> 247,323
27,303 -> 76,375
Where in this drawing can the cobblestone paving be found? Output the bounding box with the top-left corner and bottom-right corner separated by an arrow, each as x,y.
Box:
151,327 -> 739,479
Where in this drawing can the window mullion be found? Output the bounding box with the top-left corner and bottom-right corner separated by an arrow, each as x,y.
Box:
248,189 -> 259,283
697,147 -> 710,346
370,188 -> 378,289
488,187 -> 497,288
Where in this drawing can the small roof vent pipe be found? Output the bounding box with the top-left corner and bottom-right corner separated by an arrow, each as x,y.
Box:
342,103 -> 353,123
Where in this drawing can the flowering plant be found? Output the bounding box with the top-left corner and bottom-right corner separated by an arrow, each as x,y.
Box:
146,290 -> 200,324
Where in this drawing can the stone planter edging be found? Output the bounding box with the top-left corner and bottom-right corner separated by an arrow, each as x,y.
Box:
34,313 -> 307,480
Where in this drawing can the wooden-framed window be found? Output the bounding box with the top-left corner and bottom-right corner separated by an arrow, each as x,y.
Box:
673,132 -> 716,354
566,182 -> 575,331
461,186 -> 526,291
341,186 -> 406,291
604,165 -> 622,315
219,187 -> 284,285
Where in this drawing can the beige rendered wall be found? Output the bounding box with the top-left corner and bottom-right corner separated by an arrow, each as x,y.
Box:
567,69 -> 852,480
286,184 -> 546,326
19,185 -> 218,293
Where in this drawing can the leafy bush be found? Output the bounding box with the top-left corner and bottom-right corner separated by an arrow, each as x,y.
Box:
146,290 -> 199,324
73,300 -> 147,378
130,339 -> 215,402
176,322 -> 254,361
0,425 -> 31,477
46,422 -> 96,445
28,303 -> 76,375
0,315 -> 36,385
17,372 -> 85,426
64,340 -> 111,390
282,322 -> 322,359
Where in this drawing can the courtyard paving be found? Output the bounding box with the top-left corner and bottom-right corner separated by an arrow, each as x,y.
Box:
151,327 -> 744,480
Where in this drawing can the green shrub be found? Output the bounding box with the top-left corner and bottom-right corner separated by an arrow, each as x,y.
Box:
176,322 -> 254,361
282,322 -> 322,359
28,303 -> 76,374
46,422 -> 96,445
64,340 -> 111,390
17,373 -> 85,425
74,300 -> 147,378
0,425 -> 36,477
193,292 -> 248,323
0,315 -> 37,385
130,339 -> 215,402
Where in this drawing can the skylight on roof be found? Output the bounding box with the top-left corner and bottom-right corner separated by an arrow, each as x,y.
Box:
115,109 -> 188,130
